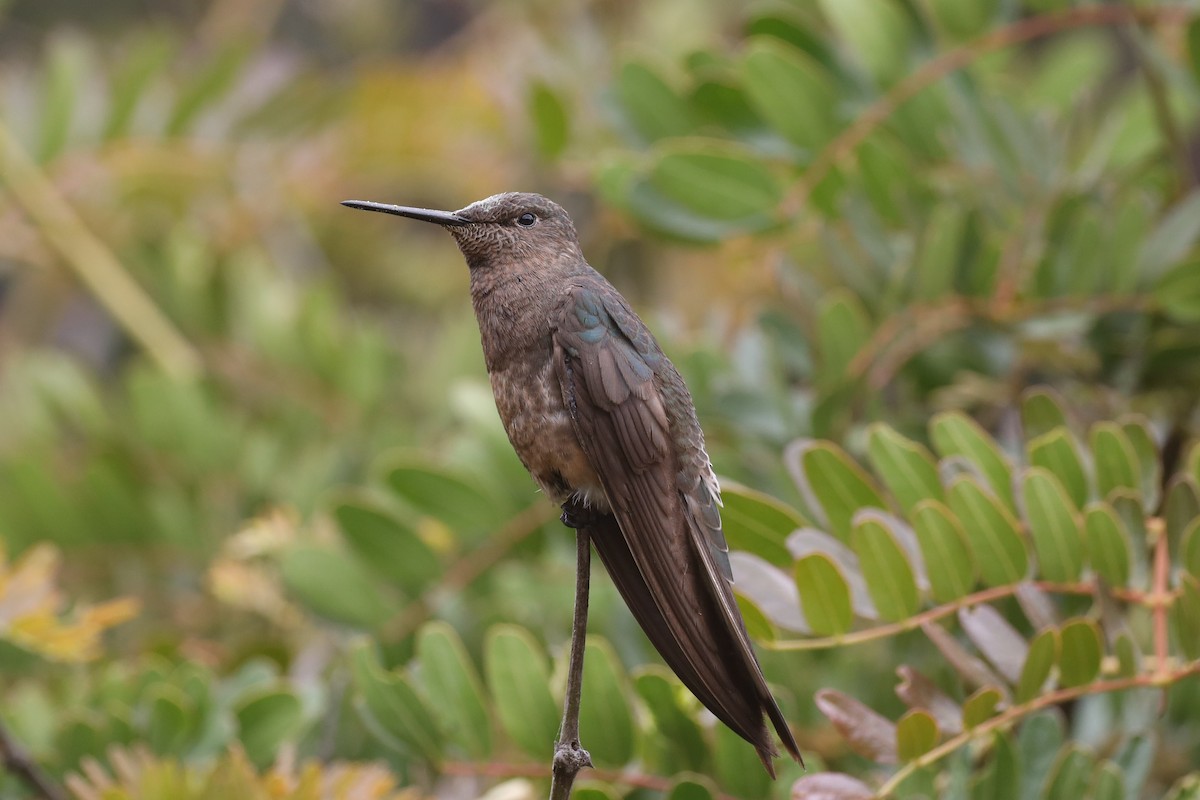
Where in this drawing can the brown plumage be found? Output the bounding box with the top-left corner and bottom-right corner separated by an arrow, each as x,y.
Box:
342,191 -> 802,774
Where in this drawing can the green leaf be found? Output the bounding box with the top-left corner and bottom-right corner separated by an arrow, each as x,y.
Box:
1090,423 -> 1141,501
1083,503 -> 1132,587
913,204 -> 966,300
1182,517 -> 1200,579
351,642 -> 443,763
484,624 -> 560,759
166,43 -> 247,136
789,440 -> 887,541
1121,418 -> 1161,509
912,501 -> 976,602
235,689 -> 303,767
280,545 -> 393,629
667,775 -> 719,800
818,0 -> 911,85
573,783 -> 622,800
145,685 -> 192,756
383,462 -> 505,538
815,289 -> 871,389
741,38 -> 839,151
1137,189 -> 1200,281
1022,468 -> 1084,583
1188,18 -> 1200,87
713,722 -> 772,797
333,497 -> 441,595
1021,388 -> 1070,441
929,0 -> 997,39
1018,712 -> 1065,799
852,517 -> 919,621
39,33 -> 90,163
1154,259 -> 1200,322
650,142 -> 782,220
1046,747 -> 1095,799
634,667 -> 708,773
720,481 -> 805,566
104,31 -> 173,141
1028,428 -> 1089,509
867,423 -> 944,514
416,622 -> 491,759
1174,574 -> 1200,661
1058,618 -> 1102,688
578,638 -> 636,768
971,733 -> 1019,800
948,476 -> 1028,587
962,687 -> 1002,729
1091,764 -> 1126,800
529,82 -> 569,159
896,710 -> 938,761
932,412 -> 1015,511
794,553 -> 854,636
613,61 -> 695,144
1016,628 -> 1059,704
1164,477 -> 1200,560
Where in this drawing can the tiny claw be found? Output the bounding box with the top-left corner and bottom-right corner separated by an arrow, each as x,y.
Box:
560,499 -> 600,530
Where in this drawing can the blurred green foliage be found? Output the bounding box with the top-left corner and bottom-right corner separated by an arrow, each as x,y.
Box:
2,1 -> 1200,798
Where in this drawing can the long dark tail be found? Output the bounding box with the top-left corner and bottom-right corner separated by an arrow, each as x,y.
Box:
583,512 -> 801,774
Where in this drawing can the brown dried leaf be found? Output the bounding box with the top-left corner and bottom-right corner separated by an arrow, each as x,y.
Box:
922,621 -> 1012,703
895,665 -> 963,735
792,772 -> 876,799
815,688 -> 898,764
958,606 -> 1027,684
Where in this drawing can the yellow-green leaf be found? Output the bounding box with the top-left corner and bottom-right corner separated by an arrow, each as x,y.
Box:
962,687 -> 1003,729
789,440 -> 887,542
1022,468 -> 1084,583
932,412 -> 1015,511
742,39 -> 838,151
795,553 -> 854,636
720,481 -> 805,566
1089,423 -> 1140,501
948,477 -> 1028,586
867,423 -> 944,514
852,517 -> 919,621
912,500 -> 976,602
1058,618 -> 1102,688
484,625 -> 560,759
1028,428 -> 1089,509
896,709 -> 939,761
1016,628 -> 1059,703
1084,504 -> 1132,587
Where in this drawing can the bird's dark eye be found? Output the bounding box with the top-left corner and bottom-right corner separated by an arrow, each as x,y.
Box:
516,212 -> 537,227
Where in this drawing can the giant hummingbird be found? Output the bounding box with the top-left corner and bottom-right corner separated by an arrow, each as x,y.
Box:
342,191 -> 801,774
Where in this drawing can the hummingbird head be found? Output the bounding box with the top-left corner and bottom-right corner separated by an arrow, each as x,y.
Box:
341,191 -> 582,270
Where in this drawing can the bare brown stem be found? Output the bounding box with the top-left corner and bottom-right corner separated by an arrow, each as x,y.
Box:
549,526 -> 593,799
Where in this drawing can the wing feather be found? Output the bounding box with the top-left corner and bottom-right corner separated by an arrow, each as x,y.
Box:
552,281 -> 801,770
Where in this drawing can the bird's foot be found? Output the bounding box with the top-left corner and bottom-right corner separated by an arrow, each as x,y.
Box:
560,498 -> 600,530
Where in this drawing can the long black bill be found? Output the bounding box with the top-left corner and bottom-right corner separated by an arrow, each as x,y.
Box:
340,200 -> 468,227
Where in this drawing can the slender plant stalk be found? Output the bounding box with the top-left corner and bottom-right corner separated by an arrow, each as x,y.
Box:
0,121 -> 202,380
549,527 -> 593,799
0,720 -> 67,800
443,760 -> 742,800
875,662 -> 1200,797
765,579 -> 1151,652
783,4 -> 1195,217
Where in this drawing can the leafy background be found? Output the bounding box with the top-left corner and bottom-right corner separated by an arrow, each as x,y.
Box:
2,0 -> 1200,798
